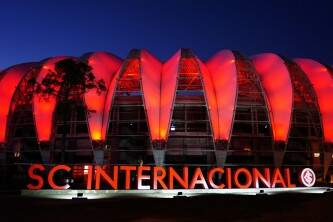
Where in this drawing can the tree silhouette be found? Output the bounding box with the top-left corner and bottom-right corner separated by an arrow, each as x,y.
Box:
31,58 -> 106,163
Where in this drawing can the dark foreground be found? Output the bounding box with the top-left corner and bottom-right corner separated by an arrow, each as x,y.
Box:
0,192 -> 332,222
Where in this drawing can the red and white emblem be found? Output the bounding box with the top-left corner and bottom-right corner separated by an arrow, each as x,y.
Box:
300,168 -> 316,187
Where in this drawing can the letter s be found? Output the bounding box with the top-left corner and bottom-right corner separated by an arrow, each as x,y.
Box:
27,164 -> 45,190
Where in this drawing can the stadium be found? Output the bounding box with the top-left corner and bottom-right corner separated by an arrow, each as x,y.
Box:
0,48 -> 333,190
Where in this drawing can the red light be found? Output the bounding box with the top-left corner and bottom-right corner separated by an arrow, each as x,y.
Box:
206,50 -> 237,141
160,50 -> 182,140
252,53 -> 293,142
294,58 -> 333,143
0,63 -> 35,143
140,50 -> 163,141
33,56 -> 68,142
85,52 -> 122,141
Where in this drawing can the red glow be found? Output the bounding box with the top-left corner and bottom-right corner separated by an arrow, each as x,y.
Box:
160,50 -> 181,140
234,168 -> 252,188
0,63 -> 35,143
26,164 -> 45,189
117,59 -> 140,92
160,50 -> 219,142
26,164 -> 310,189
206,50 -> 237,141
153,166 -> 168,189
252,53 -> 293,142
85,52 -> 122,141
197,59 -> 219,141
123,59 -> 140,78
1,51 -> 331,148
33,57 -> 68,142
103,68 -> 121,140
294,59 -> 333,143
140,50 -> 162,141
208,167 -> 225,188
179,58 -> 199,74
47,165 -> 71,189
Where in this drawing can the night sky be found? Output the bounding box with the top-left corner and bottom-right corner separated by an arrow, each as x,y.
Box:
0,0 -> 332,69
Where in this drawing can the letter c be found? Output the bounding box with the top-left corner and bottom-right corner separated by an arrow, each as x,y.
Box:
208,167 -> 225,189
48,165 -> 71,190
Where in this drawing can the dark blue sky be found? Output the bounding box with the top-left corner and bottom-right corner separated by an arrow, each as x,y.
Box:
0,0 -> 332,69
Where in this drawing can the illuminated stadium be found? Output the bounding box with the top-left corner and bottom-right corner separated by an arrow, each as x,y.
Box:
1,48 -> 333,188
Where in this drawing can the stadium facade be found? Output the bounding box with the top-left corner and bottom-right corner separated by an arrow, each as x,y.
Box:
1,49 -> 333,187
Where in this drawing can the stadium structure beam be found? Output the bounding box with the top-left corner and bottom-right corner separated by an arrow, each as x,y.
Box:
252,53 -> 293,167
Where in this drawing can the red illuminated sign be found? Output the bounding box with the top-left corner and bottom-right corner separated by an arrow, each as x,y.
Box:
26,164 -> 316,190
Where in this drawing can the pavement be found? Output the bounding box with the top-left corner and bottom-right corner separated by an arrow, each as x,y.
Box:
0,192 -> 332,222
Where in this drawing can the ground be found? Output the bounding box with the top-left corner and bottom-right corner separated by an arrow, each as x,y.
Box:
0,192 -> 332,222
